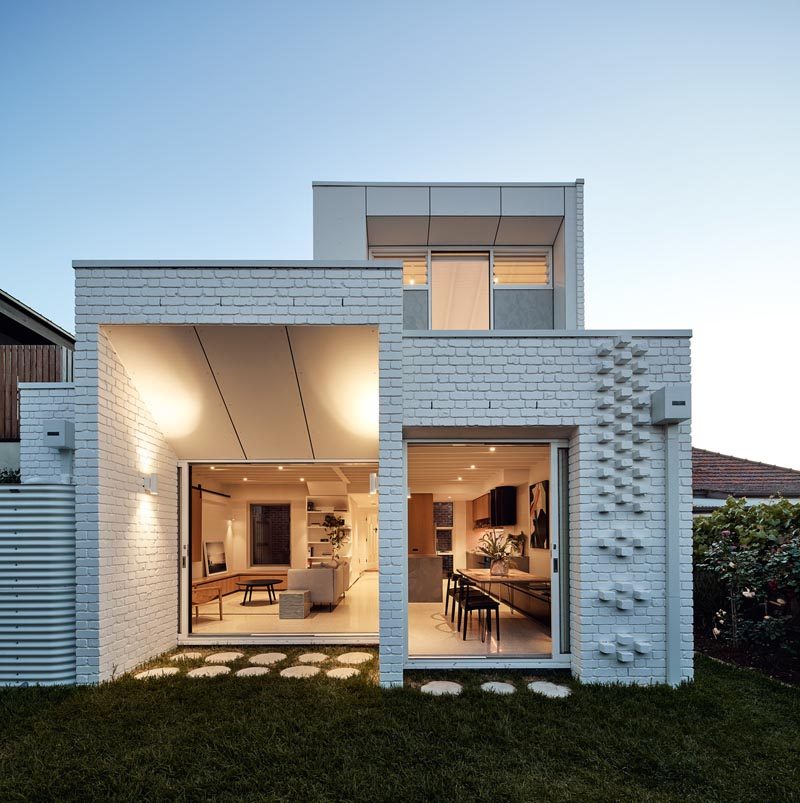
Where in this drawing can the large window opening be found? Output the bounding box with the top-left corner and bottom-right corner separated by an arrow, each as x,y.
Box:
372,248 -> 553,330
187,461 -> 379,639
406,442 -> 565,659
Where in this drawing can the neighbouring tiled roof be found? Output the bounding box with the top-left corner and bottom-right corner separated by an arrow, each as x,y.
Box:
693,448 -> 800,498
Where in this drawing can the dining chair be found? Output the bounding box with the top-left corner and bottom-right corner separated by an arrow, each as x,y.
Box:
459,591 -> 500,643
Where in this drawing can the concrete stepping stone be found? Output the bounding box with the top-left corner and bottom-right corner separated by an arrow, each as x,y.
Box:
481,681 -> 516,695
134,667 -> 180,680
249,652 -> 287,666
169,651 -> 203,662
280,665 -> 321,679
336,651 -> 373,665
297,652 -> 328,664
235,666 -> 271,677
205,651 -> 244,664
528,681 -> 571,698
326,667 -> 359,680
188,665 -> 231,678
420,680 -> 462,696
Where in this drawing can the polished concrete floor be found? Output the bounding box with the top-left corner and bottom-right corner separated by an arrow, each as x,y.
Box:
408,580 -> 552,657
191,571 -> 379,636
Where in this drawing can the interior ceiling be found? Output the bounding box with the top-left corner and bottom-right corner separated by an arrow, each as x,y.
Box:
408,444 -> 549,499
191,462 -> 375,493
104,325 -> 378,461
366,215 -> 563,247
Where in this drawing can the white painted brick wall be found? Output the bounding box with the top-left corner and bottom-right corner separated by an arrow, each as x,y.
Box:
403,333 -> 693,684
73,264 -> 404,684
19,383 -> 75,484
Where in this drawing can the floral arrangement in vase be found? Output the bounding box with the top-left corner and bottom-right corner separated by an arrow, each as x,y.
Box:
477,529 -> 525,576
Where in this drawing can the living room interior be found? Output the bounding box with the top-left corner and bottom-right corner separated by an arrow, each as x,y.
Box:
406,443 -> 555,658
189,462 -> 379,637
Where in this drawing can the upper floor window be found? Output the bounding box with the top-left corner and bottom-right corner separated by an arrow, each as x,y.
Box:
372,247 -> 552,331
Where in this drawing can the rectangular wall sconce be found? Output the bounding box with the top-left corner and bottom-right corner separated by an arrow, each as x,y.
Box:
141,474 -> 158,495
369,472 -> 379,495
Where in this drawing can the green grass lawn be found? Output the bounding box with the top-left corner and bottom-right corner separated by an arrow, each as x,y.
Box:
0,653 -> 798,802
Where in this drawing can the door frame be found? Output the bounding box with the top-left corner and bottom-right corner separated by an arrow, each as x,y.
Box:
403,438 -> 571,670
177,458 -> 380,645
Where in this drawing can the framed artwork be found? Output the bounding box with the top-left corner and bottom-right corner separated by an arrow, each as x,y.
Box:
529,481 -> 550,550
203,540 -> 228,576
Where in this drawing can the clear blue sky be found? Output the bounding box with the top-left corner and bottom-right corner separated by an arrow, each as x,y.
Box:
1,1 -> 798,468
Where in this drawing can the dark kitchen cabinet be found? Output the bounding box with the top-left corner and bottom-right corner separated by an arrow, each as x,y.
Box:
472,486 -> 517,526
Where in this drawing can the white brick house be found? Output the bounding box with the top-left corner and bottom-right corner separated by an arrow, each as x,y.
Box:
9,181 -> 693,688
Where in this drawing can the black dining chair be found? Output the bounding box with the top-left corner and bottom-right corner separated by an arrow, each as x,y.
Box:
449,574 -> 486,624
459,590 -> 501,643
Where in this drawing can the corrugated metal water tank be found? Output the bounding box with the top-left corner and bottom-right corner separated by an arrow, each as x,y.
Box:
0,485 -> 76,685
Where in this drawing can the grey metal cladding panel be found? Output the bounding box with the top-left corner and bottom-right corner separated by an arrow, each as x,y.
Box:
367,216 -> 429,246
430,186 -> 501,216
494,216 -> 563,246
502,186 -> 564,216
312,185 -> 367,259
403,289 -> 428,330
366,186 -> 429,216
0,485 -> 76,685
493,289 -> 554,330
428,216 -> 500,246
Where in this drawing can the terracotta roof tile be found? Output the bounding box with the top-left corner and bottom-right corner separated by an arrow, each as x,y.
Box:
693,448 -> 800,498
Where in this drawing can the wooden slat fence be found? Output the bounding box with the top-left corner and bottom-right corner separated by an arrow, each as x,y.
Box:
0,345 -> 69,441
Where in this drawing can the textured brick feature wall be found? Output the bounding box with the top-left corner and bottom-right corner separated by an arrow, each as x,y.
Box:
73,263 -> 404,684
19,383 -> 75,484
403,332 -> 692,685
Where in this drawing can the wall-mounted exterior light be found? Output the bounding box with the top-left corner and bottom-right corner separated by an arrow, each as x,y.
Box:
141,474 -> 158,495
369,472 -> 379,495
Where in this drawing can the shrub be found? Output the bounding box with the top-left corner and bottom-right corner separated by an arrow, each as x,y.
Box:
0,467 -> 21,484
694,497 -> 800,657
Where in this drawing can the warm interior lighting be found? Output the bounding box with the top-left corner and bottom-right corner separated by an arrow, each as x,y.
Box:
431,254 -> 490,330
278,465 -> 284,470
457,476 -> 463,481
243,477 -> 248,482
489,446 -> 496,452
469,464 -> 476,469
299,477 -> 305,482
210,466 -> 216,470
493,253 -> 550,285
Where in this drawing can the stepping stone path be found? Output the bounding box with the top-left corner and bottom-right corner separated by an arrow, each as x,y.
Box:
134,667 -> 180,680
249,652 -> 287,666
326,667 -> 359,680
336,652 -> 372,665
188,665 -> 231,678
528,681 -> 571,698
280,665 -> 321,679
297,652 -> 328,664
236,667 -> 271,677
420,680 -> 462,696
481,681 -> 516,695
205,651 -> 244,664
169,652 -> 203,662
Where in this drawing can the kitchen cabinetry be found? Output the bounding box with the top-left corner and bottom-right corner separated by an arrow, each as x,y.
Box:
408,493 -> 434,554
471,486 -> 517,526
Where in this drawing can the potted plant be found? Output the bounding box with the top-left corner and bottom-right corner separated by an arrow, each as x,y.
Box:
478,529 -> 524,576
323,513 -> 349,563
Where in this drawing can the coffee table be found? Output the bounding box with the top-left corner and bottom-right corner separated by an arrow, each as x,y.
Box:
237,579 -> 280,605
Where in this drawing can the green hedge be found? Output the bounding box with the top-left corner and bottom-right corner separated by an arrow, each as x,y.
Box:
693,498 -> 800,657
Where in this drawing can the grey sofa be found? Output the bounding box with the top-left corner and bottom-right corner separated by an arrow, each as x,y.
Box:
287,561 -> 350,608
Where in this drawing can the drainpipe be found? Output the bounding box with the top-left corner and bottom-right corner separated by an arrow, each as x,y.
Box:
664,424 -> 681,687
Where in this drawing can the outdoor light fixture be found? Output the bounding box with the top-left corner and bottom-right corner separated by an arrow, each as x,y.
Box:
369,472 -> 379,495
243,477 -> 249,482
140,474 -> 158,495
407,488 -> 411,499
489,446 -> 496,452
278,466 -> 284,471
299,477 -> 305,482
469,464 -> 476,469
457,476 -> 463,481
210,466 -> 216,470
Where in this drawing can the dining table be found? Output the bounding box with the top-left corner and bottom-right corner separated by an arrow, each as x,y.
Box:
457,568 -> 550,616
